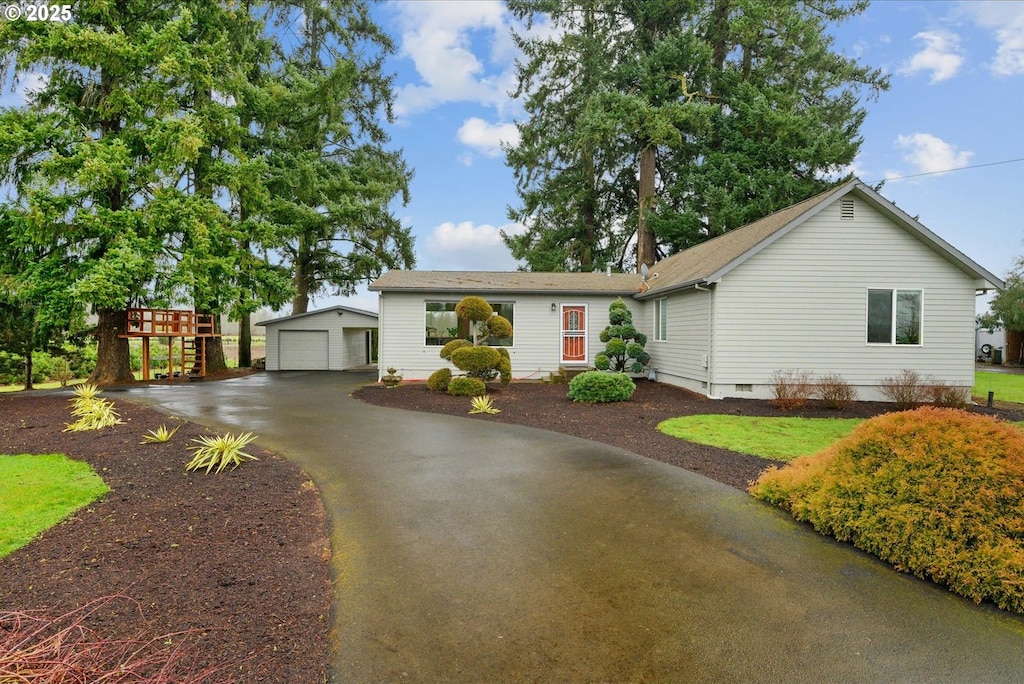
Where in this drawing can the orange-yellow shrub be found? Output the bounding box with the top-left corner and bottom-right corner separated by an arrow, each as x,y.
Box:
751,407 -> 1024,612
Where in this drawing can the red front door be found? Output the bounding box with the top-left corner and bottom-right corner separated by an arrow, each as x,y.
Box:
561,305 -> 587,363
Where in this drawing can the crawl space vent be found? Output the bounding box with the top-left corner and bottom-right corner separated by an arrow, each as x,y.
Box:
840,198 -> 855,221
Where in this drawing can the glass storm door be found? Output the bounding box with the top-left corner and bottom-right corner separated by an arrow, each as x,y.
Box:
561,305 -> 587,363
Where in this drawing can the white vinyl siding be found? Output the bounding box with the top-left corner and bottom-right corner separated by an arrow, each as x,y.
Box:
377,292 -> 638,380
644,287 -> 710,393
262,308 -> 378,371
709,197 -> 977,400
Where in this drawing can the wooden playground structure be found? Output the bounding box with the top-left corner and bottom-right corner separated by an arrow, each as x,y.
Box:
123,308 -> 220,380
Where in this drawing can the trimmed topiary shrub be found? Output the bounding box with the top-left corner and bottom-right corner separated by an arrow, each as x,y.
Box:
451,346 -> 501,375
751,407 -> 1024,613
440,338 -> 472,361
497,348 -> 512,385
427,368 -> 452,392
448,376 -> 487,397
455,296 -> 493,325
567,371 -> 635,403
597,299 -> 650,373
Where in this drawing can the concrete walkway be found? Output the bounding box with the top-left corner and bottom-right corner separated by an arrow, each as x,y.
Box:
125,372 -> 1024,683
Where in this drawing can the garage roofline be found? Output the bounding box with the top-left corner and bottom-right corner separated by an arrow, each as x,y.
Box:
255,305 -> 379,327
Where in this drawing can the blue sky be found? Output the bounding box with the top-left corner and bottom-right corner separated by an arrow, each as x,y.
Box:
3,1 -> 1020,316
324,0 -> 1023,314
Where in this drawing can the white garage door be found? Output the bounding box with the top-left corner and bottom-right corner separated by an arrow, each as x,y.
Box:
279,330 -> 330,370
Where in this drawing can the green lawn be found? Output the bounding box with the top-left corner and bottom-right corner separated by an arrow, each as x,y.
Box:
974,371 -> 1024,405
0,379 -> 86,393
657,415 -> 864,462
0,454 -> 109,558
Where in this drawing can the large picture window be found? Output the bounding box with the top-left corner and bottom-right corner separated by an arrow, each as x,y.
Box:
867,289 -> 922,345
425,301 -> 514,346
654,298 -> 667,341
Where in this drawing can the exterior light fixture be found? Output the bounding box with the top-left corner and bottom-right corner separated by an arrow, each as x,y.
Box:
551,303 -> 557,311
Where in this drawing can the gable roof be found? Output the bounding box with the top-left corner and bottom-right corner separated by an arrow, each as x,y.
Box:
369,270 -> 641,295
637,179 -> 1003,297
255,305 -> 378,327
369,180 -> 1002,300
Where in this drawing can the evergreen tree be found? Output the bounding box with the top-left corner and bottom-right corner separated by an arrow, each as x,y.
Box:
505,0 -> 888,271
268,0 -> 415,315
0,2 -> 189,383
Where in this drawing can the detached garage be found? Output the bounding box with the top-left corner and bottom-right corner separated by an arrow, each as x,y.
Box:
256,306 -> 378,371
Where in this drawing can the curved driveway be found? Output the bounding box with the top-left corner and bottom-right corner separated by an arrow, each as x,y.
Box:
126,372 -> 1024,682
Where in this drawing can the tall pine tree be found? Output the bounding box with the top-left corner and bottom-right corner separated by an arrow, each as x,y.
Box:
268,0 -> 414,315
505,0 -> 888,271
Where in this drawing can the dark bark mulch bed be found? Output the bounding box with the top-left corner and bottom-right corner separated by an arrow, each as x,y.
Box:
354,379 -> 1024,491
0,391 -> 331,682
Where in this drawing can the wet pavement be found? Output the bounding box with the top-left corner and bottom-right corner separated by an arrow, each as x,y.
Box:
126,372 -> 1024,683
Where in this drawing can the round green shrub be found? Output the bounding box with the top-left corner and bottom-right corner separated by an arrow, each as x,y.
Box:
440,338 -> 472,360
629,360 -> 646,374
448,376 -> 487,397
619,324 -> 637,339
606,325 -> 622,339
609,307 -> 630,325
451,345 -> 501,373
455,296 -> 493,322
634,332 -> 647,346
427,367 -> 452,392
606,338 -> 627,357
487,314 -> 512,339
567,371 -> 635,403
626,342 -> 644,359
599,329 -> 610,343
751,407 -> 1024,613
593,353 -> 611,371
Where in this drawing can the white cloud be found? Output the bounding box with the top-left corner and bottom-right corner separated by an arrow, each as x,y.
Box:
895,133 -> 973,175
959,1 -> 1024,76
456,117 -> 520,157
421,220 -> 525,270
390,0 -> 520,117
898,30 -> 965,83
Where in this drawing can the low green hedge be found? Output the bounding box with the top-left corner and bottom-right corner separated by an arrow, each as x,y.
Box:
567,371 -> 635,403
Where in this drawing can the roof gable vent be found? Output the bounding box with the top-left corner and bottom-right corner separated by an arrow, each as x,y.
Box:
840,198 -> 855,221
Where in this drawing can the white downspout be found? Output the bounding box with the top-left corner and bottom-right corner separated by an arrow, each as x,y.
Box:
696,282 -> 718,399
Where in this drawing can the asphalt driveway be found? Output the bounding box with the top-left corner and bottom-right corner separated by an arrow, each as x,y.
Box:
126,372 -> 1024,683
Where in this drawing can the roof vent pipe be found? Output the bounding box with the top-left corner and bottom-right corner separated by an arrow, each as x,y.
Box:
606,262 -> 613,277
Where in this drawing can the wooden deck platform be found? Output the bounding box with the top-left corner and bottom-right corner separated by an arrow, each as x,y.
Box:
121,308 -> 220,380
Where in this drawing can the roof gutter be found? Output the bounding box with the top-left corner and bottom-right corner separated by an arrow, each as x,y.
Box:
634,278 -> 711,300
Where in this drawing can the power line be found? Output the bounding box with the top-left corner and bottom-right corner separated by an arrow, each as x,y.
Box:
868,156 -> 1024,184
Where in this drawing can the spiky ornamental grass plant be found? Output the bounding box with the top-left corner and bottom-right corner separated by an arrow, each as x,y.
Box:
186,433 -> 259,474
469,395 -> 500,414
64,384 -> 122,431
141,424 -> 179,444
